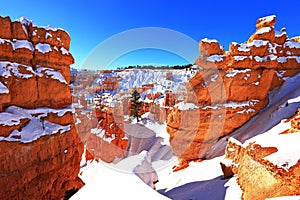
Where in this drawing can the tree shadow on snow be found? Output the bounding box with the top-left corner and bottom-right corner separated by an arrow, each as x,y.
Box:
158,176 -> 228,200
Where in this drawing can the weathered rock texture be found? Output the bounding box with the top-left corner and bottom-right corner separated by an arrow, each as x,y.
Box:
167,15 -> 300,166
221,109 -> 300,199
0,16 -> 83,199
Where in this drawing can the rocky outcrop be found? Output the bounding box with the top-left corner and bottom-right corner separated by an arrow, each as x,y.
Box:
0,16 -> 83,199
221,109 -> 300,199
167,15 -> 300,166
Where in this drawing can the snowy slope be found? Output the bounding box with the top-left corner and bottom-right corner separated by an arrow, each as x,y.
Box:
95,68 -> 196,95
72,159 -> 171,200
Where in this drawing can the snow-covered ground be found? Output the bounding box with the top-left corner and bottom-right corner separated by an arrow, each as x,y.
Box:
72,114 -> 239,200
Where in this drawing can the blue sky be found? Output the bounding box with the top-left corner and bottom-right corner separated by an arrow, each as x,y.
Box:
0,0 -> 299,69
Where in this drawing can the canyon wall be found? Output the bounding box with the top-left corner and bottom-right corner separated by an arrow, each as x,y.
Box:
0,16 -> 83,199
167,15 -> 300,165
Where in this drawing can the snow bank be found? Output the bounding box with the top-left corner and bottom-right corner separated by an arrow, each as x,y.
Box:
36,67 -> 67,84
72,160 -> 170,200
0,106 -> 72,143
0,61 -> 34,79
35,43 -> 52,53
225,69 -> 251,78
256,27 -> 272,35
207,55 -> 224,62
174,102 -> 198,111
12,40 -> 34,51
248,40 -> 268,47
202,100 -> 259,110
202,38 -> 218,43
0,82 -> 9,94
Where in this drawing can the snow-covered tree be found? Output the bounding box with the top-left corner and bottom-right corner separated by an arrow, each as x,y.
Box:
130,89 -> 142,122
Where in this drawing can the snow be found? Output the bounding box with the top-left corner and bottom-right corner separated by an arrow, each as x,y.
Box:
275,70 -> 286,78
60,47 -> 69,55
278,56 -> 300,63
234,56 -> 248,61
45,32 -> 52,39
174,102 -> 198,111
237,43 -> 250,52
91,127 -> 115,144
287,96 -> 300,104
71,160 -> 170,200
0,106 -> 73,127
224,176 -> 243,200
0,106 -> 71,143
0,111 -> 29,126
244,74 -> 250,80
258,15 -> 276,23
12,40 -> 34,51
35,43 -> 52,53
211,74 -> 219,82
207,55 -> 223,62
202,100 -> 259,110
156,156 -> 224,191
17,17 -> 32,25
256,27 -> 272,35
268,43 -> 278,54
95,69 -> 195,96
0,82 -> 9,94
36,67 -> 67,84
0,61 -> 34,79
0,38 -> 9,44
225,69 -> 251,78
254,55 -> 267,62
275,30 -> 286,37
278,56 -> 287,63
236,108 -> 256,114
202,38 -> 218,43
248,40 -> 268,47
284,41 -> 300,49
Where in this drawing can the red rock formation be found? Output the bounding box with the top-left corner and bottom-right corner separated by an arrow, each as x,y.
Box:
167,15 -> 300,165
0,16 -> 83,199
221,109 -> 300,199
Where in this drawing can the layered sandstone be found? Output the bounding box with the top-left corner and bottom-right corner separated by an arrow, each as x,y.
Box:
0,16 -> 83,199
221,109 -> 300,199
167,15 -> 300,167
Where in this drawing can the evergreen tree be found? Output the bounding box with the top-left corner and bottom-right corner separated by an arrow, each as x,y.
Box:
130,89 -> 142,122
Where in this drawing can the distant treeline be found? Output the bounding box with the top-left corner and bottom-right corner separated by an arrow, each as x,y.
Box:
117,64 -> 193,70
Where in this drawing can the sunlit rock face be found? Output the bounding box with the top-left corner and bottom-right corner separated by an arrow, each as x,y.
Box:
0,16 -> 83,199
167,15 -> 300,167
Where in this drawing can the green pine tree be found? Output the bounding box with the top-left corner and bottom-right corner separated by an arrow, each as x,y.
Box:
130,89 -> 142,122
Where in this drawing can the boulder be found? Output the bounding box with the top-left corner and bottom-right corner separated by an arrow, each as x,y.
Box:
256,15 -> 276,30
199,38 -> 225,56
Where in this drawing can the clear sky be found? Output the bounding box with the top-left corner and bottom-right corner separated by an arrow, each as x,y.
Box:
0,0 -> 299,69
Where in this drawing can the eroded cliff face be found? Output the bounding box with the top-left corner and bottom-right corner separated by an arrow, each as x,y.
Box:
0,16 -> 83,199
221,109 -> 300,200
167,15 -> 300,166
